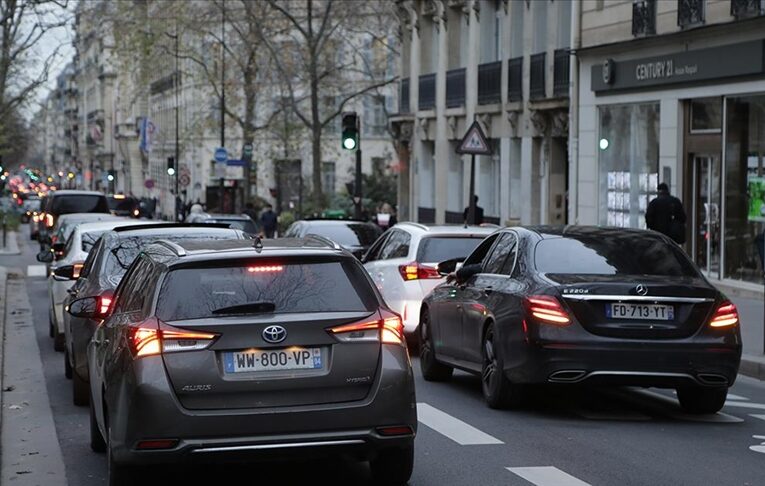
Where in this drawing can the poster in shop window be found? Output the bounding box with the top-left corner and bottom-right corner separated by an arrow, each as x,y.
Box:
747,176 -> 765,222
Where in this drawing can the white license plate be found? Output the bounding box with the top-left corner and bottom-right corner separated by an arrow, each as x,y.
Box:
223,347 -> 323,373
607,303 -> 674,320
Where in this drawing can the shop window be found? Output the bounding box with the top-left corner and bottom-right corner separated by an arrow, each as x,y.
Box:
598,103 -> 660,228
690,97 -> 722,133
724,95 -> 765,283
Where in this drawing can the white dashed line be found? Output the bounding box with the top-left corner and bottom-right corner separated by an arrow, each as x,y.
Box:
726,393 -> 750,401
749,414 -> 765,422
507,466 -> 591,486
26,265 -> 46,277
634,389 -> 744,423
416,403 -> 503,445
722,401 -> 765,411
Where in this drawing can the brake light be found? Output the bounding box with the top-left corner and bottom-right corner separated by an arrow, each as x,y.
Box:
377,426 -> 414,436
328,310 -> 405,345
525,295 -> 571,325
133,209 -> 140,217
398,262 -> 441,281
136,439 -> 178,450
73,262 -> 84,279
247,265 -> 284,273
98,296 -> 112,316
128,318 -> 218,358
32,213 -> 40,222
709,301 -> 738,328
45,213 -> 54,227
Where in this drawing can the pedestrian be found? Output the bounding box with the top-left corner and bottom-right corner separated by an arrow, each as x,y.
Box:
463,195 -> 485,225
243,202 -> 258,222
260,203 -> 278,238
646,182 -> 687,244
374,202 -> 397,230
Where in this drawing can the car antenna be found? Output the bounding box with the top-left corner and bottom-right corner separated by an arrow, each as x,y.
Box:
253,235 -> 263,252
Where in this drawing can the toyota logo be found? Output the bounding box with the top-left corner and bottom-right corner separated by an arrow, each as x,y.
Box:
635,284 -> 648,296
262,325 -> 287,344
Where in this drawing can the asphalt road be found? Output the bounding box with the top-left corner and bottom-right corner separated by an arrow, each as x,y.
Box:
5,226 -> 765,485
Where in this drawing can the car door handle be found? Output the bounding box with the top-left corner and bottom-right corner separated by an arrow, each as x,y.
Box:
93,336 -> 109,346
483,286 -> 494,295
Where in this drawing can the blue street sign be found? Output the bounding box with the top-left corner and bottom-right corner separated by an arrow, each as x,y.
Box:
226,159 -> 246,167
214,147 -> 228,164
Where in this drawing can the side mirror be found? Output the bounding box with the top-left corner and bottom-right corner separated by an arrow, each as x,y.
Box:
37,250 -> 54,263
437,258 -> 465,276
52,264 -> 75,281
67,296 -> 99,319
52,242 -> 65,253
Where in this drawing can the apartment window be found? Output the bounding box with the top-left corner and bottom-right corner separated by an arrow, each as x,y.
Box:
558,0 -> 572,48
363,95 -> 387,137
677,0 -> 705,28
321,162 -> 336,195
632,0 -> 657,37
510,0 -> 524,58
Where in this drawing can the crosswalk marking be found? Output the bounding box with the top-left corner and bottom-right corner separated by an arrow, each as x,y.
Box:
749,414 -> 765,422
26,264 -> 46,277
726,393 -> 749,401
631,389 -> 744,423
416,402 -> 503,445
507,466 -> 591,486
722,401 -> 765,411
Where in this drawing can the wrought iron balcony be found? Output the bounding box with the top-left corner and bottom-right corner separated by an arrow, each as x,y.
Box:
529,52 -> 546,100
553,49 -> 570,98
418,73 -> 436,111
400,78 -> 410,113
418,207 -> 435,224
477,61 -> 502,105
678,0 -> 705,28
445,68 -> 466,108
507,57 -> 523,102
632,0 -> 656,36
731,0 -> 765,19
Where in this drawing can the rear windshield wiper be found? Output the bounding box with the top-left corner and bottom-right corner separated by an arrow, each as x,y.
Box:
211,302 -> 277,315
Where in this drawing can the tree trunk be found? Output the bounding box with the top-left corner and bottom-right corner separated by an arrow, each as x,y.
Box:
310,56 -> 323,209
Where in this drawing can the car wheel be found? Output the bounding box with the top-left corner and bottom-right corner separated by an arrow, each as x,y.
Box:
64,349 -> 73,379
419,309 -> 453,382
107,443 -> 134,486
481,324 -> 523,409
370,445 -> 414,485
676,386 -> 728,414
48,311 -> 55,338
89,403 -> 106,453
73,371 -> 89,407
53,329 -> 65,352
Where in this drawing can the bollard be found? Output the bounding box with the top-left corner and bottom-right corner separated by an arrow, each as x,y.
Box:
2,214 -> 6,248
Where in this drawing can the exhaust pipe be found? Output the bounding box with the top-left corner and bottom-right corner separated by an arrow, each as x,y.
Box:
548,370 -> 587,383
697,374 -> 728,386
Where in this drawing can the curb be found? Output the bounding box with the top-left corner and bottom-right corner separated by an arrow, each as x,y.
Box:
740,354 -> 765,381
0,232 -> 20,256
0,266 -> 7,475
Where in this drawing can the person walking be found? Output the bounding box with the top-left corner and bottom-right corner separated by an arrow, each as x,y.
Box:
260,203 -> 278,238
463,195 -> 485,225
646,182 -> 687,244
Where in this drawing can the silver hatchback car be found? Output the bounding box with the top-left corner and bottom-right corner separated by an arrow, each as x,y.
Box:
70,237 -> 416,485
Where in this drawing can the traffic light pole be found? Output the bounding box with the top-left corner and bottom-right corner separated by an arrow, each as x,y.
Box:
174,22 -> 180,221
467,154 -> 476,226
354,147 -> 362,220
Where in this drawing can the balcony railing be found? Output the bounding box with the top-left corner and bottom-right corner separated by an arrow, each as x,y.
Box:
445,210 -> 463,224
418,73 -> 436,111
553,49 -> 570,98
445,68 -> 466,108
529,52 -> 546,100
418,207 -> 436,224
678,0 -> 705,28
632,0 -> 657,36
731,0 -> 765,19
400,78 -> 410,113
477,61 -> 502,105
507,57 -> 523,102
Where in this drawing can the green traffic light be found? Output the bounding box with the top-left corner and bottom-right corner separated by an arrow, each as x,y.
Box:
343,137 -> 357,150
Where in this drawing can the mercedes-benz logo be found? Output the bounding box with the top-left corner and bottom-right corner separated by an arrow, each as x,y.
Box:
262,325 -> 287,344
635,284 -> 648,296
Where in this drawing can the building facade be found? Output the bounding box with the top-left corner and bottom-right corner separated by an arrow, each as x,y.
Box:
573,0 -> 765,290
394,0 -> 573,225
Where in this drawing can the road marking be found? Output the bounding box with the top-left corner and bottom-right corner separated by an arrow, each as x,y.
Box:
632,389 -> 744,423
750,436 -> 765,454
749,414 -> 765,422
416,403 -> 503,445
726,393 -> 749,401
26,265 -> 46,277
507,466 -> 591,486
722,401 -> 765,411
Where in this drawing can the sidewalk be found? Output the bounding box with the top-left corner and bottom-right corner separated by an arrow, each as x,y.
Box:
0,267 -> 67,485
730,294 -> 765,381
0,231 -> 20,256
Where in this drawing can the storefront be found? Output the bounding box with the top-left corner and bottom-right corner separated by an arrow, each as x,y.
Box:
577,35 -> 765,289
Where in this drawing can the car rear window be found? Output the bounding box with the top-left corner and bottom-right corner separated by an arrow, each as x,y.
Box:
417,236 -> 486,263
534,236 -> 700,277
156,260 -> 374,321
81,231 -> 108,252
308,223 -> 381,247
212,218 -> 257,234
51,195 -> 109,215
108,197 -> 138,212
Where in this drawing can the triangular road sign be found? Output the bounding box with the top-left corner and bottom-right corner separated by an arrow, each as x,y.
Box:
457,121 -> 492,155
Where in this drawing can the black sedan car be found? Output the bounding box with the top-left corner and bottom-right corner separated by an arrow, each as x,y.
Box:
283,219 -> 382,259
420,226 -> 742,413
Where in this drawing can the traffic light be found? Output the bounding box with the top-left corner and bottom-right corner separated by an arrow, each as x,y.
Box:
341,112 -> 358,151
106,170 -> 115,182
67,172 -> 75,180
167,157 -> 176,176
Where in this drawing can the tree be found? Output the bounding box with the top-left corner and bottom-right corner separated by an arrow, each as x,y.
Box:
257,0 -> 397,208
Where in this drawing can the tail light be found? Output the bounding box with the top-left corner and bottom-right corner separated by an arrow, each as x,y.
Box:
525,295 -> 571,325
128,318 -> 219,358
133,209 -> 140,217
97,295 -> 113,317
398,262 -> 441,281
328,309 -> 405,345
45,213 -> 54,228
709,301 -> 738,328
32,213 -> 40,223
72,262 -> 84,279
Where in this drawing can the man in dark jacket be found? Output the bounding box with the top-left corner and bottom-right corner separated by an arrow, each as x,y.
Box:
260,204 -> 278,238
646,183 -> 687,244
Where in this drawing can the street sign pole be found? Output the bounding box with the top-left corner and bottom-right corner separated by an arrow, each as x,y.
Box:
354,147 -> 362,220
456,120 -> 492,226
467,154 -> 476,227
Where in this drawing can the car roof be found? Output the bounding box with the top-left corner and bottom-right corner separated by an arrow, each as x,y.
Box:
520,225 -> 661,240
393,222 -> 497,236
300,219 -> 375,226
50,190 -> 105,197
109,224 -> 242,238
75,220 -> 147,234
57,213 -> 126,224
207,213 -> 251,220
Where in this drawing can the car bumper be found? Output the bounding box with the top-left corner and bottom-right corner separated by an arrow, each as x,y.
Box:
502,325 -> 742,388
107,346 -> 417,465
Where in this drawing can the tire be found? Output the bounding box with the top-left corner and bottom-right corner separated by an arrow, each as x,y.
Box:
419,309 -> 453,382
107,443 -> 135,486
481,323 -> 523,409
676,386 -> 728,414
53,329 -> 65,352
48,311 -> 55,338
73,370 -> 89,406
370,445 -> 414,485
64,349 -> 73,379
89,403 -> 106,453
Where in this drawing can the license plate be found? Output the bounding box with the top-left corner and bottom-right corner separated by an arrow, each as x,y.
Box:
606,303 -> 674,320
223,347 -> 323,373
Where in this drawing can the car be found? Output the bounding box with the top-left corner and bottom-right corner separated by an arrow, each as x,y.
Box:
107,194 -> 141,218
45,219 -> 138,352
38,190 -> 110,246
43,213 -> 127,260
363,223 -> 496,336
185,211 -> 258,235
61,224 -> 250,406
419,226 -> 742,413
283,219 -> 383,259
21,195 -> 41,223
70,236 -> 415,485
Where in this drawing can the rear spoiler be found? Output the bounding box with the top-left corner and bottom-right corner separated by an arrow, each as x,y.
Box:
112,223 -> 231,232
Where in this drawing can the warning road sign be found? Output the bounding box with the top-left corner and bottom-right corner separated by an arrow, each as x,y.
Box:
457,121 -> 492,155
